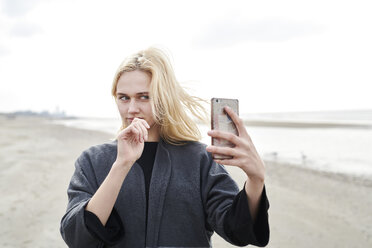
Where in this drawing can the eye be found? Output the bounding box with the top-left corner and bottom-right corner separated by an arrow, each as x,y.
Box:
119,95 -> 129,101
140,95 -> 150,100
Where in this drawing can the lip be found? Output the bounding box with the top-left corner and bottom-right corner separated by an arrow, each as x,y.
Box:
127,117 -> 143,122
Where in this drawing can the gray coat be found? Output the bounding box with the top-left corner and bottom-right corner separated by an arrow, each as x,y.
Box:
60,139 -> 254,247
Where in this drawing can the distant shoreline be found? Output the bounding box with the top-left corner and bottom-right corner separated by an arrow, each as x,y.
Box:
0,112 -> 77,120
243,119 -> 372,129
3,112 -> 372,129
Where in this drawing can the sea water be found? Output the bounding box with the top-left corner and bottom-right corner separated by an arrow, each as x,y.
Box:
53,110 -> 372,179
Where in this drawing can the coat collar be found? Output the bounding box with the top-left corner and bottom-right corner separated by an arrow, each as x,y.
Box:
146,139 -> 172,246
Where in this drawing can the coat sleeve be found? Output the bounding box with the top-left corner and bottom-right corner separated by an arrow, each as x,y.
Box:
201,152 -> 269,246
60,152 -> 105,248
84,208 -> 124,245
223,185 -> 270,246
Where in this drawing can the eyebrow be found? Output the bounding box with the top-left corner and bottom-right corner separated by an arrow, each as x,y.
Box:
116,92 -> 149,96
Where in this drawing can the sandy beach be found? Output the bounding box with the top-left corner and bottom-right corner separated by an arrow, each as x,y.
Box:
0,115 -> 371,248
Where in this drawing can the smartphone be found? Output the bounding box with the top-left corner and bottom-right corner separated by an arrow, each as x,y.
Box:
211,98 -> 239,159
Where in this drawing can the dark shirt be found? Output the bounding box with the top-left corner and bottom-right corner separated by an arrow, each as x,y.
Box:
84,142 -> 269,246
136,142 -> 158,223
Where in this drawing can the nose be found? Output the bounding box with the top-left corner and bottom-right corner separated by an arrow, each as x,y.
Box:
128,99 -> 139,114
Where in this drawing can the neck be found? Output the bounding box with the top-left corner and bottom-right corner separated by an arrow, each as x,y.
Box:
147,124 -> 160,142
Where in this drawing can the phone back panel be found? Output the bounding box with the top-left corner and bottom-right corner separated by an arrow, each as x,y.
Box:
211,98 -> 239,159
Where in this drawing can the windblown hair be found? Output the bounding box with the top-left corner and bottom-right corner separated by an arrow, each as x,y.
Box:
112,47 -> 209,145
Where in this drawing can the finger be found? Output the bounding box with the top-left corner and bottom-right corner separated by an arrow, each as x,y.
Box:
214,158 -> 239,166
142,119 -> 150,129
130,125 -> 142,143
133,124 -> 143,143
206,145 -> 237,157
133,119 -> 150,142
118,126 -> 135,140
207,130 -> 241,145
134,122 -> 147,142
133,118 -> 150,129
224,106 -> 248,137
137,122 -> 148,141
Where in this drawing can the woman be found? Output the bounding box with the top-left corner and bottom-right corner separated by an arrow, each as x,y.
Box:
60,47 -> 269,247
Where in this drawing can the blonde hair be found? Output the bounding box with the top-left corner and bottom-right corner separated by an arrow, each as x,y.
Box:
112,47 -> 209,145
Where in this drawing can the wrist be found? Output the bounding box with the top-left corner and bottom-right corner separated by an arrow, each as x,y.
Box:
114,157 -> 134,167
247,174 -> 265,184
112,160 -> 133,174
242,161 -> 265,185
245,175 -> 265,191
245,177 -> 264,200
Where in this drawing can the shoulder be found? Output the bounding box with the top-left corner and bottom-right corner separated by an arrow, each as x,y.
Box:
163,140 -> 213,165
171,140 -> 206,150
83,140 -> 117,156
72,140 -> 118,186
164,140 -> 206,154
76,140 -> 117,167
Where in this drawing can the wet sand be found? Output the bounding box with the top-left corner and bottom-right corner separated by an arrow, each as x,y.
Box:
0,115 -> 371,247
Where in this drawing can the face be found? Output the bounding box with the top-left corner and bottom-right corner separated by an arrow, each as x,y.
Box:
116,70 -> 159,141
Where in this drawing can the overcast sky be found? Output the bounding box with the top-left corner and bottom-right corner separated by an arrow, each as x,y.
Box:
0,0 -> 371,117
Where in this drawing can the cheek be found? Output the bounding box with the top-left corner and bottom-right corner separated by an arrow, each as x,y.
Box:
116,103 -> 127,116
144,104 -> 155,122
144,104 -> 152,114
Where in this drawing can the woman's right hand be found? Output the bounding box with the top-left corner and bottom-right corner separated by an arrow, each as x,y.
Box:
115,118 -> 150,168
85,117 -> 150,225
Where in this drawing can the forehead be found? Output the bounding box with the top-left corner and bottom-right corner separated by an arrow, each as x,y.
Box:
116,70 -> 151,94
